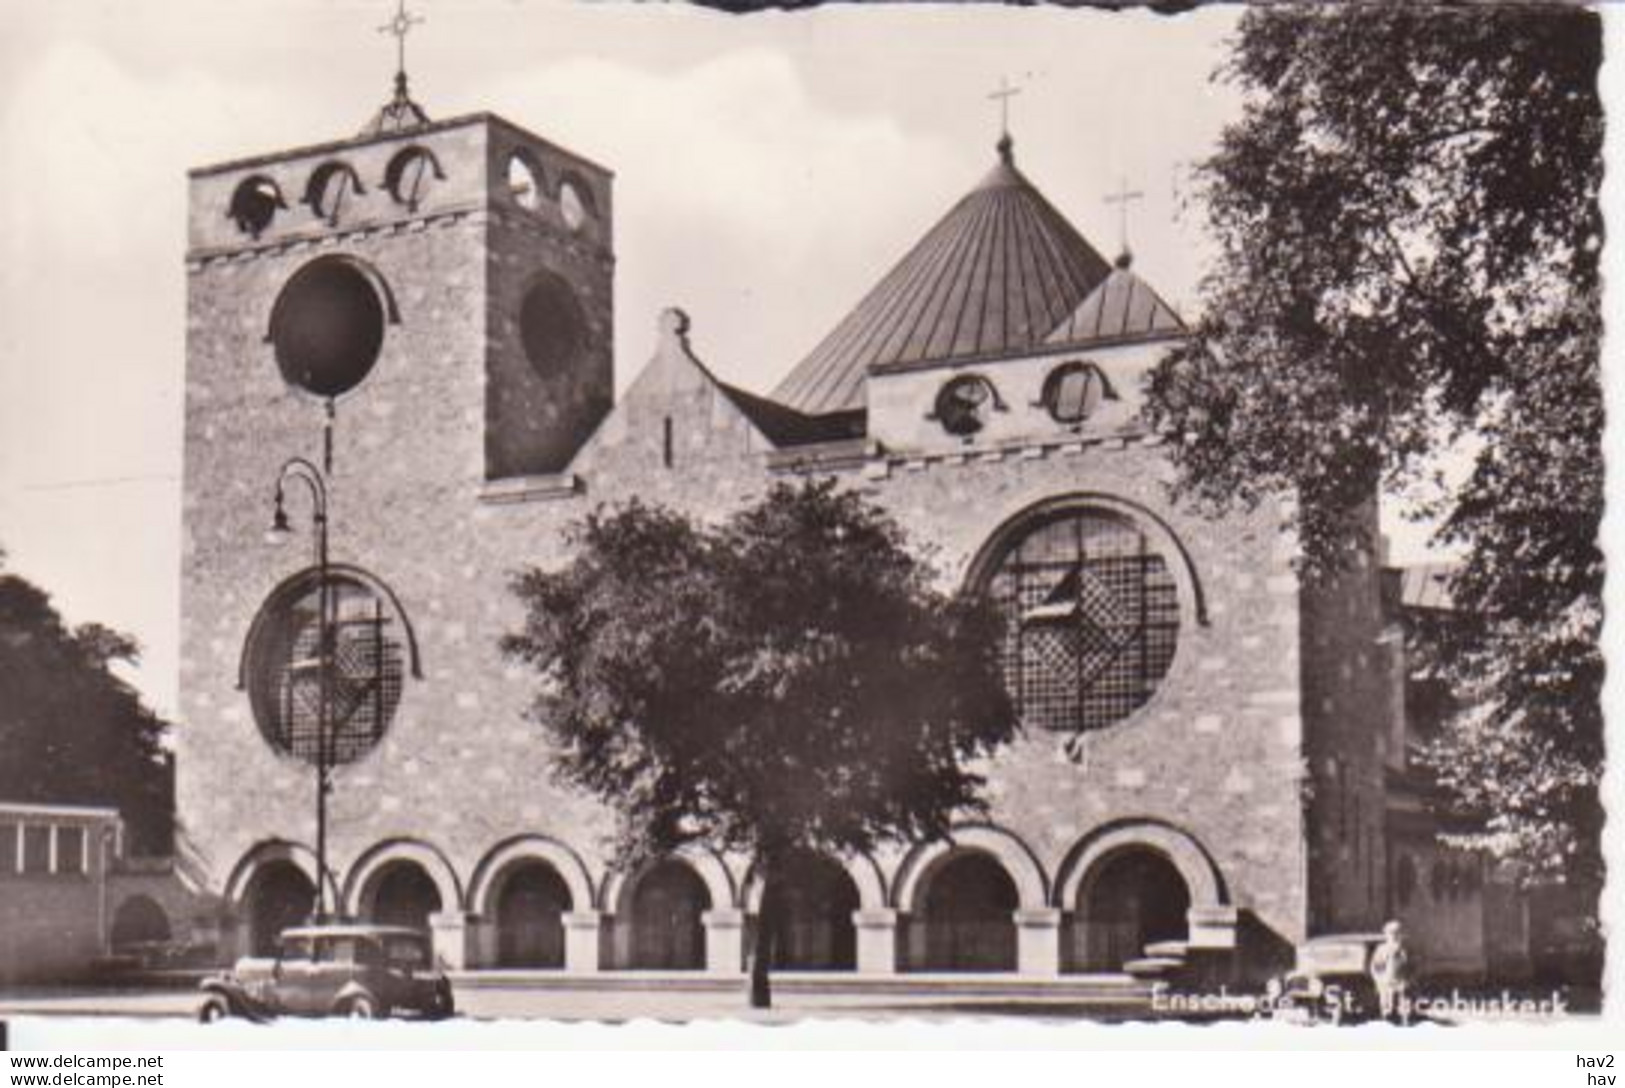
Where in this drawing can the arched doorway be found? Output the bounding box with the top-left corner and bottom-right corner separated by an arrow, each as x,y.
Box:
762,855 -> 860,971
367,861 -> 443,933
111,896 -> 171,952
495,862 -> 572,968
628,860 -> 710,970
1078,848 -> 1190,971
918,851 -> 1019,972
245,861 -> 315,956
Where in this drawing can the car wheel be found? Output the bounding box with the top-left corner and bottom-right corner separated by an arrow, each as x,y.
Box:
197,996 -> 232,1024
427,978 -> 455,1021
342,994 -> 381,1020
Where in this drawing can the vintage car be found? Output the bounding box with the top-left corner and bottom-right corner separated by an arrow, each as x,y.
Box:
1261,933 -> 1387,1025
198,924 -> 455,1022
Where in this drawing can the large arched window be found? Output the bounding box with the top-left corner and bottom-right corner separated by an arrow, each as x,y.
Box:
977,505 -> 1180,734
241,568 -> 414,765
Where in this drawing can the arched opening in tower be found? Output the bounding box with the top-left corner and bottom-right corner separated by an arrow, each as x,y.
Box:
1076,847 -> 1191,972
917,851 -> 1019,972
365,860 -> 443,934
760,854 -> 859,971
245,861 -> 315,957
628,860 -> 710,970
494,861 -> 572,968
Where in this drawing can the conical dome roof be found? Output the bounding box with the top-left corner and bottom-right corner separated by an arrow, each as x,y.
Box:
774,138 -> 1112,416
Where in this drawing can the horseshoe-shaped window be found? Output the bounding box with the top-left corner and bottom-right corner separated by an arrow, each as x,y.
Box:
383,146 -> 445,212
304,161 -> 367,227
228,175 -> 288,239
1040,361 -> 1119,426
929,374 -> 1005,438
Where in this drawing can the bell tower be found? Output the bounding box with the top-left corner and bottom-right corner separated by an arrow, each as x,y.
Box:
184,71 -> 613,486
178,33 -> 614,906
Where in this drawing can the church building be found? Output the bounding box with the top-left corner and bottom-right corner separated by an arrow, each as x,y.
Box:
176,67 -> 1410,987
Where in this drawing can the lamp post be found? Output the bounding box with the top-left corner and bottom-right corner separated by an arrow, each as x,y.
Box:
266,456 -> 334,923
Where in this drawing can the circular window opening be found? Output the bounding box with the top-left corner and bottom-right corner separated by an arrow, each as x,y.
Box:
270,259 -> 387,398
244,571 -> 407,766
520,274 -> 588,377
932,375 -> 1001,437
977,506 -> 1180,734
507,153 -> 543,211
229,176 -> 286,239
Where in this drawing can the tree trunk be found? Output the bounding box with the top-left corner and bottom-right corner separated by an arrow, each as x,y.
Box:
748,858 -> 781,1009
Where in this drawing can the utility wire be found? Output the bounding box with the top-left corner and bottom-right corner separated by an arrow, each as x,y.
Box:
7,473 -> 181,494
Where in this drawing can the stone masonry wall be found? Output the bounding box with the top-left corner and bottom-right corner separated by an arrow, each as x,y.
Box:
842,443 -> 1310,949
181,303 -> 1316,967
179,116 -> 1327,975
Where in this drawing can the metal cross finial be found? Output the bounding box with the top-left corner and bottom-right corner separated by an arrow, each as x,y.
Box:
1104,176 -> 1146,257
378,0 -> 425,83
988,75 -> 1022,138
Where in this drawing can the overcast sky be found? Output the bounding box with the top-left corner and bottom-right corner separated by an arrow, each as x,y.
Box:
0,0 -> 1476,720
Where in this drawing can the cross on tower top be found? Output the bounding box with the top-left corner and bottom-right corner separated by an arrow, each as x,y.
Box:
988,76 -> 1022,135
362,0 -> 430,135
1103,177 -> 1146,261
379,0 -> 425,89
987,76 -> 1022,164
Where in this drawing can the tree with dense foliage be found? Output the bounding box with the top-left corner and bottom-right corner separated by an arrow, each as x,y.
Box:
1144,7 -> 1603,891
503,480 -> 1017,1006
0,548 -> 174,854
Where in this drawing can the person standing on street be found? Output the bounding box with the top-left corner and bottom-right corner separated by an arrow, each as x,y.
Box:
1370,920 -> 1413,1025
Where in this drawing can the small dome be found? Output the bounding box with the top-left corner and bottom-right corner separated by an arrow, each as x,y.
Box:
1045,258 -> 1183,346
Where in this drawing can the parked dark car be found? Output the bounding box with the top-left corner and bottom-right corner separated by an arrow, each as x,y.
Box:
1262,933 -> 1385,1025
198,924 -> 454,1022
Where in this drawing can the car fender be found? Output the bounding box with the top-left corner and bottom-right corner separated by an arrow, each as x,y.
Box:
199,978 -> 275,1024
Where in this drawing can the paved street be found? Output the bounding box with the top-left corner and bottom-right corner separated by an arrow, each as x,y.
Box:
0,983 -> 1157,1024
2,981 -> 1596,1026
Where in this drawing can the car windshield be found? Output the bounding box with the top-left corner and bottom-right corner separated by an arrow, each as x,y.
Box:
319,937 -> 361,963
279,937 -> 314,963
383,935 -> 430,968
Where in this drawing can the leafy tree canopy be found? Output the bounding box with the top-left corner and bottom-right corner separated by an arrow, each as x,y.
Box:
0,547 -> 174,854
1145,6 -> 1602,884
503,480 -> 1017,1003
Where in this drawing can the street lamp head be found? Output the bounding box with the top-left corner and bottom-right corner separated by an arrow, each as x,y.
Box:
266,489 -> 295,546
